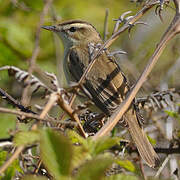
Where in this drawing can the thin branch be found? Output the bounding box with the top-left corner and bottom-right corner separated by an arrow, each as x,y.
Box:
57,90 -> 87,138
0,87 -> 36,114
155,147 -> 180,154
113,144 -> 180,155
39,92 -> 58,120
93,0 -> 180,140
0,107 -> 70,124
21,0 -> 53,106
140,159 -> 147,180
103,9 -> 109,41
155,155 -> 170,178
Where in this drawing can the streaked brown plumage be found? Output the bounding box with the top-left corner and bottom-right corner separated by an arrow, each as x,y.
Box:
42,20 -> 160,168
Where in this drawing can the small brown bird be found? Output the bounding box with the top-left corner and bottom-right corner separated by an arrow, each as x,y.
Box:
42,20 -> 159,168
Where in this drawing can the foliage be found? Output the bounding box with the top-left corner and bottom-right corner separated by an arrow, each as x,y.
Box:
14,130 -> 40,146
0,150 -> 23,179
16,128 -> 138,180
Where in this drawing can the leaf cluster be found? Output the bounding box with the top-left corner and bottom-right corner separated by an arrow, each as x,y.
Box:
11,129 -> 138,180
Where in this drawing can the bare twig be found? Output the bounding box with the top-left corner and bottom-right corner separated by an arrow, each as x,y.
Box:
137,89 -> 179,110
39,92 -> 58,120
57,90 -> 87,138
155,147 -> 180,154
0,107 -> 43,121
103,9 -> 109,41
21,0 -> 53,106
0,88 -> 35,114
93,0 -> 180,140
140,159 -> 147,180
155,155 -> 170,178
0,107 -> 77,125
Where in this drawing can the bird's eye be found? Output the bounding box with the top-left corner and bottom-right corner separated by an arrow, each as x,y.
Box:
69,27 -> 76,32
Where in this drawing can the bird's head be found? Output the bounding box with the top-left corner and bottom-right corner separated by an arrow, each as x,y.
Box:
42,20 -> 102,48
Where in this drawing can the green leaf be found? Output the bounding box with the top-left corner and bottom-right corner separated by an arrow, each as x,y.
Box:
67,130 -> 88,148
0,114 -> 16,139
71,145 -> 90,169
116,160 -> 136,172
67,130 -> 92,168
105,174 -> 138,180
22,175 -> 48,180
90,136 -> 121,156
165,110 -> 180,121
14,130 -> 40,146
75,156 -> 113,180
40,129 -> 72,179
147,135 -> 156,146
0,150 -> 23,180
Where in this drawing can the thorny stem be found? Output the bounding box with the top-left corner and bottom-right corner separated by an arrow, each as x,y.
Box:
93,0 -> 180,140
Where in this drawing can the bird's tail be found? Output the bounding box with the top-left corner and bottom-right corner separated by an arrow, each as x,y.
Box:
126,109 -> 160,168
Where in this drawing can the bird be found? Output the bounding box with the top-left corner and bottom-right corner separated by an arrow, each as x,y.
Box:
42,19 -> 160,168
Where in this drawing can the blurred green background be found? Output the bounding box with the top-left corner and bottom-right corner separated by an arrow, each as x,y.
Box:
0,0 -> 179,138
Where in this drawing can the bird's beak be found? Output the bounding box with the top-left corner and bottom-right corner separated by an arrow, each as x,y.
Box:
41,25 -> 57,31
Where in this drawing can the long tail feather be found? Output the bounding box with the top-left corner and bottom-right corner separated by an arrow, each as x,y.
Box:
126,109 -> 160,168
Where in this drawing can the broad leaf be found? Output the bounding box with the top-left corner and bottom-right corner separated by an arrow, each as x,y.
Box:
90,136 -> 121,156
40,129 -> 72,179
14,130 -> 40,146
147,135 -> 156,146
116,160 -> 136,172
67,130 -> 88,148
75,156 -> 113,180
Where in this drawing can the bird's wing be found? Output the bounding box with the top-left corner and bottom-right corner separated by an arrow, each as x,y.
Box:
67,47 -> 128,115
